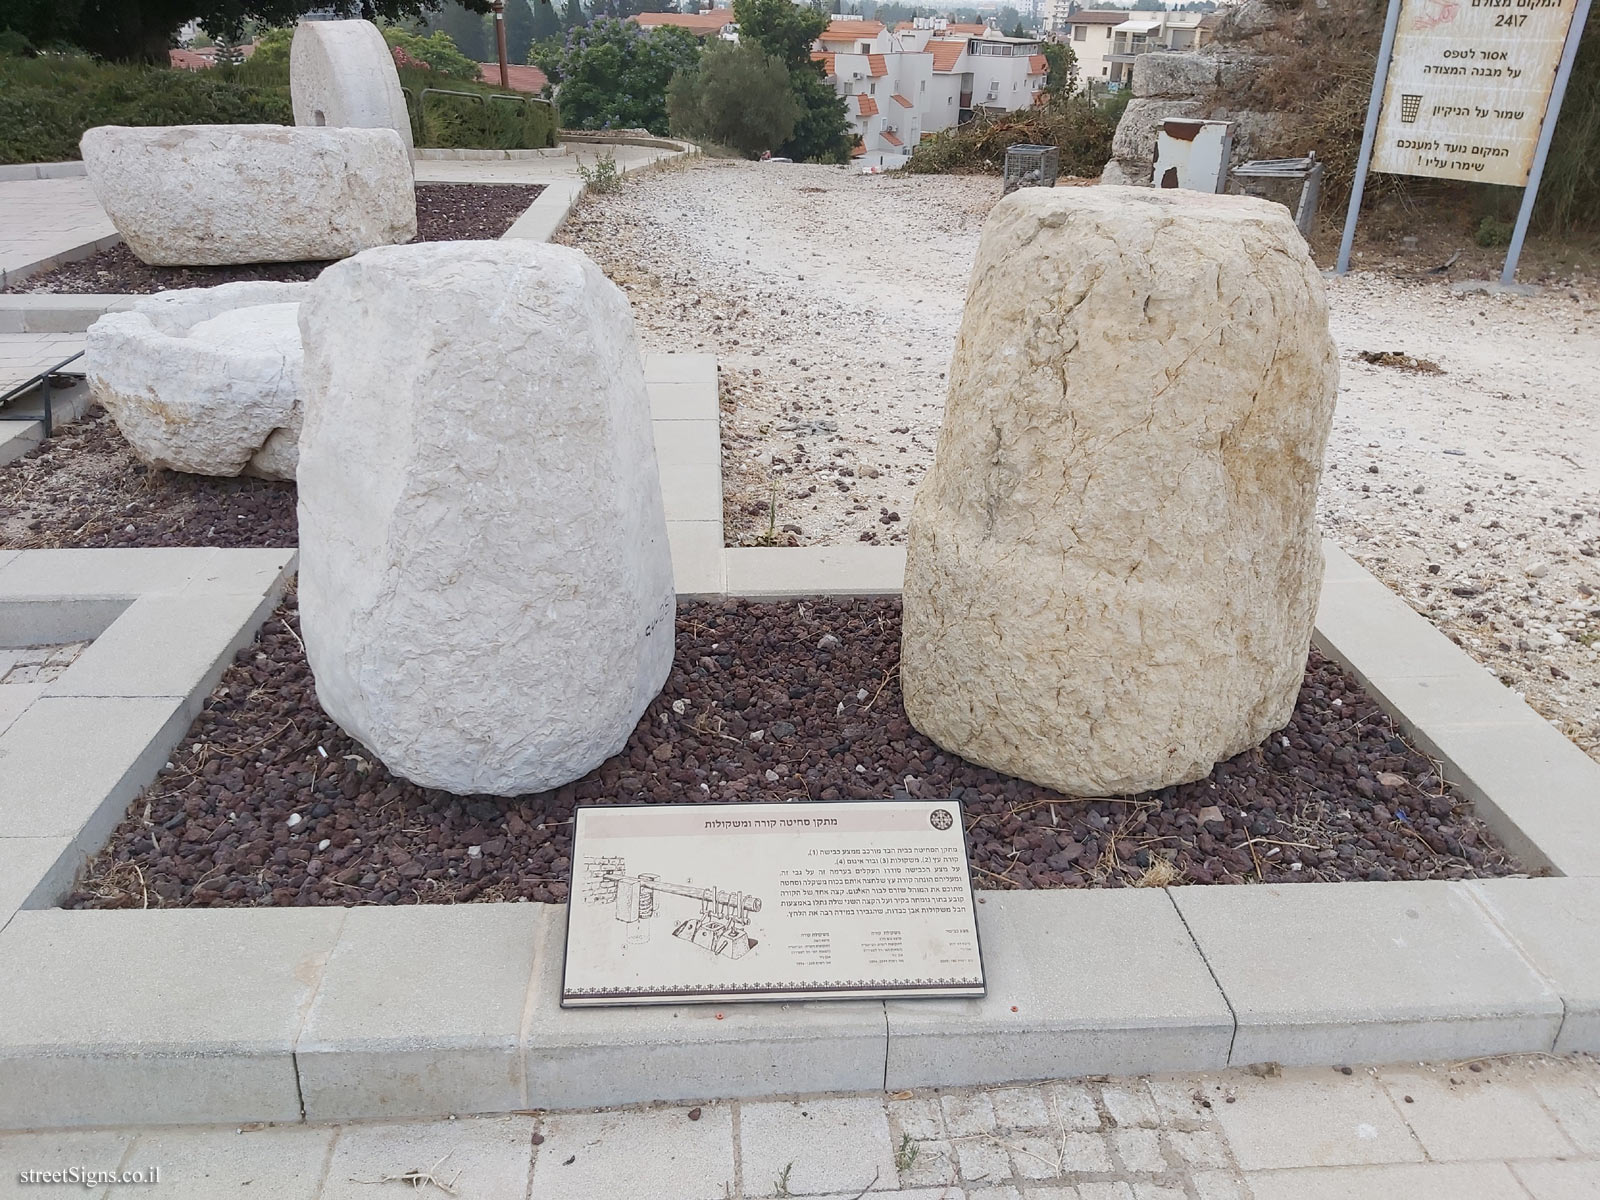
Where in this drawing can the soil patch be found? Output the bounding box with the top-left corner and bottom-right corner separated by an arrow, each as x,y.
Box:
1357,349 -> 1444,374
0,407 -> 295,549
8,183 -> 544,295
71,595 -> 1521,910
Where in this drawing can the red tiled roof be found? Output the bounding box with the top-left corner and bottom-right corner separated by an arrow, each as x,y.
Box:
891,93 -> 913,108
812,50 -> 836,75
1028,53 -> 1048,74
856,94 -> 879,116
946,22 -> 987,34
851,140 -> 867,157
929,40 -> 966,71
866,53 -> 887,76
168,42 -> 257,70
478,62 -> 549,93
632,10 -> 733,35
882,130 -> 903,147
822,19 -> 885,38
1068,9 -> 1128,23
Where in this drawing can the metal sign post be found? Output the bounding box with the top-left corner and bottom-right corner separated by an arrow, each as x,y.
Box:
1336,0 -> 1590,283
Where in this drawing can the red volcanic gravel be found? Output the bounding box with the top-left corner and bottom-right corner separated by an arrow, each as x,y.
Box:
0,407 -> 295,549
70,595 -> 1522,909
8,184 -> 545,294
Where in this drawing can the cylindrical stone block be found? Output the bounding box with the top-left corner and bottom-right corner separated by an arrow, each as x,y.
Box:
296,241 -> 675,797
901,186 -> 1338,796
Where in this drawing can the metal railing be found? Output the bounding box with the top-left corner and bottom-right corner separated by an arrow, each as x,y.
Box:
400,86 -> 557,149
0,350 -> 85,440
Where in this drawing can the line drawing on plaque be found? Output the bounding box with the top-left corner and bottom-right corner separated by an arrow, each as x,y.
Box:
583,857 -> 763,960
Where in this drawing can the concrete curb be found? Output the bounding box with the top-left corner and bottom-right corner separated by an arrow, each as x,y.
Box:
0,161 -> 87,182
0,380 -> 96,467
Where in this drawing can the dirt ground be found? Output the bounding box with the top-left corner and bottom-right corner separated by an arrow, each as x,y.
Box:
559,158 -> 1600,763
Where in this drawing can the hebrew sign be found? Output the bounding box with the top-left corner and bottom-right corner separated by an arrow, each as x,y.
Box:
561,800 -> 985,1006
1371,0 -> 1583,185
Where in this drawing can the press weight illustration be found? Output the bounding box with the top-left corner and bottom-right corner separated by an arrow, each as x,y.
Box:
584,857 -> 762,959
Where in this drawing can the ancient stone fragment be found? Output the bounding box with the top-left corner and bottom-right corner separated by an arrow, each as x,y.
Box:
901,186 -> 1338,796
296,241 -> 675,796
85,281 -> 310,479
290,18 -> 415,154
80,124 -> 415,266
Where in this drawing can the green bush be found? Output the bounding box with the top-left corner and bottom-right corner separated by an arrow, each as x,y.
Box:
533,19 -> 702,136
668,40 -> 798,158
406,75 -> 558,149
381,26 -> 481,80
903,94 -> 1117,177
0,52 -> 291,164
1475,215 -> 1514,248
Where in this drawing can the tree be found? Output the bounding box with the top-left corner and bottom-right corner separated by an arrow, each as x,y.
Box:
0,0 -> 491,64
1041,39 -> 1076,98
667,38 -> 798,156
731,0 -> 826,71
382,25 -> 481,76
781,61 -> 851,162
532,17 -> 699,132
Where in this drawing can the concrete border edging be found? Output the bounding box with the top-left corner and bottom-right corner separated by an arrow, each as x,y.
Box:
0,161 -> 87,182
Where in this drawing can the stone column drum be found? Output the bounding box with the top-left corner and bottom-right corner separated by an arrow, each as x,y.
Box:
296,241 -> 676,797
901,187 -> 1338,796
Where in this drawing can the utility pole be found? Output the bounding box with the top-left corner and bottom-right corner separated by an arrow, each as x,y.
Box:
493,0 -> 510,90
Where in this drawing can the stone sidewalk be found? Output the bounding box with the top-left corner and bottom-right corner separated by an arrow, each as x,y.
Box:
0,177 -> 116,288
3,1056 -> 1597,1199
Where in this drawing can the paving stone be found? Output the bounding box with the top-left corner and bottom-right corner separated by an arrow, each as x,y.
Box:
651,417 -> 721,466
665,519 -> 726,598
46,592 -> 276,703
1513,1159 -> 1600,1199
297,904 -> 544,1120
1019,1189 -> 1076,1200
319,1115 -> 535,1200
1211,1068 -> 1422,1170
1468,878 -> 1600,1052
1145,1077 -> 1219,1126
1007,1135 -> 1062,1181
1059,1131 -> 1113,1173
1530,1074 -> 1600,1153
991,1086 -> 1054,1130
943,1093 -> 999,1137
1049,1084 -> 1103,1131
967,1187 -> 1022,1200
0,835 -> 71,925
646,379 -> 719,421
0,547 -> 209,598
658,463 -> 723,522
890,1096 -> 947,1142
956,1138 -> 1015,1186
529,1104 -> 734,1200
897,1138 -> 959,1188
1170,882 -> 1561,1065
1191,1171 -> 1249,1200
1075,1185 -> 1135,1200
886,891 -> 1232,1088
1166,1130 -> 1230,1169
1102,1084 -> 1159,1128
1246,1161 -> 1529,1200
0,695 -> 191,846
525,913 -> 886,1107
740,1098 -> 896,1197
1111,1128 -> 1165,1174
0,1129 -> 135,1200
105,1125 -> 333,1200
0,907 -> 344,1127
1131,1185 -> 1185,1200
643,351 -> 718,388
1377,1066 -> 1573,1160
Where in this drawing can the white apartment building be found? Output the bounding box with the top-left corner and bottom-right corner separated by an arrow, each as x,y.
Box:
812,18 -> 1048,169
1052,8 -> 1216,88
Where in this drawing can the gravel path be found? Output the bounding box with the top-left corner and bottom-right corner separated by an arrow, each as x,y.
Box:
559,159 -> 1600,761
9,183 -> 544,294
71,594 -> 1516,910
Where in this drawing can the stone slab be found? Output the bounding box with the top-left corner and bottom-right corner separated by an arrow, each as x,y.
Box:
0,1129 -> 136,1199
725,546 -> 907,600
0,836 -> 72,927
526,904 -> 888,1107
1376,1065 -> 1573,1160
666,520 -> 727,598
0,547 -> 216,599
318,1115 -> 536,1200
0,598 -> 128,646
502,179 -> 584,242
651,417 -> 721,467
884,889 -> 1234,1089
0,293 -> 137,335
0,694 -> 192,846
1467,878 -> 1600,1053
45,591 -> 278,703
739,1097 -> 897,1197
1171,881 -> 1562,1067
1209,1068 -> 1424,1169
658,463 -> 723,523
644,351 -> 718,388
0,908 -> 345,1128
105,1125 -> 334,1199
1246,1162 -> 1531,1200
296,904 -> 543,1120
528,1103 -> 735,1200
1514,1160 -> 1600,1199
648,380 -> 721,422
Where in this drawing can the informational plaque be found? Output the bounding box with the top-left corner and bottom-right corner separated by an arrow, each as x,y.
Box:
1371,0 -> 1583,186
561,800 -> 985,1006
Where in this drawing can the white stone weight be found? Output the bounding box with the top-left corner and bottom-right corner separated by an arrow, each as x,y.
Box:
290,19 -> 415,154
85,281 -> 311,479
80,124 -> 416,266
296,240 -> 676,797
901,186 -> 1338,796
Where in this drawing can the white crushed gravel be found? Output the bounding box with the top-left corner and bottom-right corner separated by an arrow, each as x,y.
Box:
560,157 -> 1600,761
